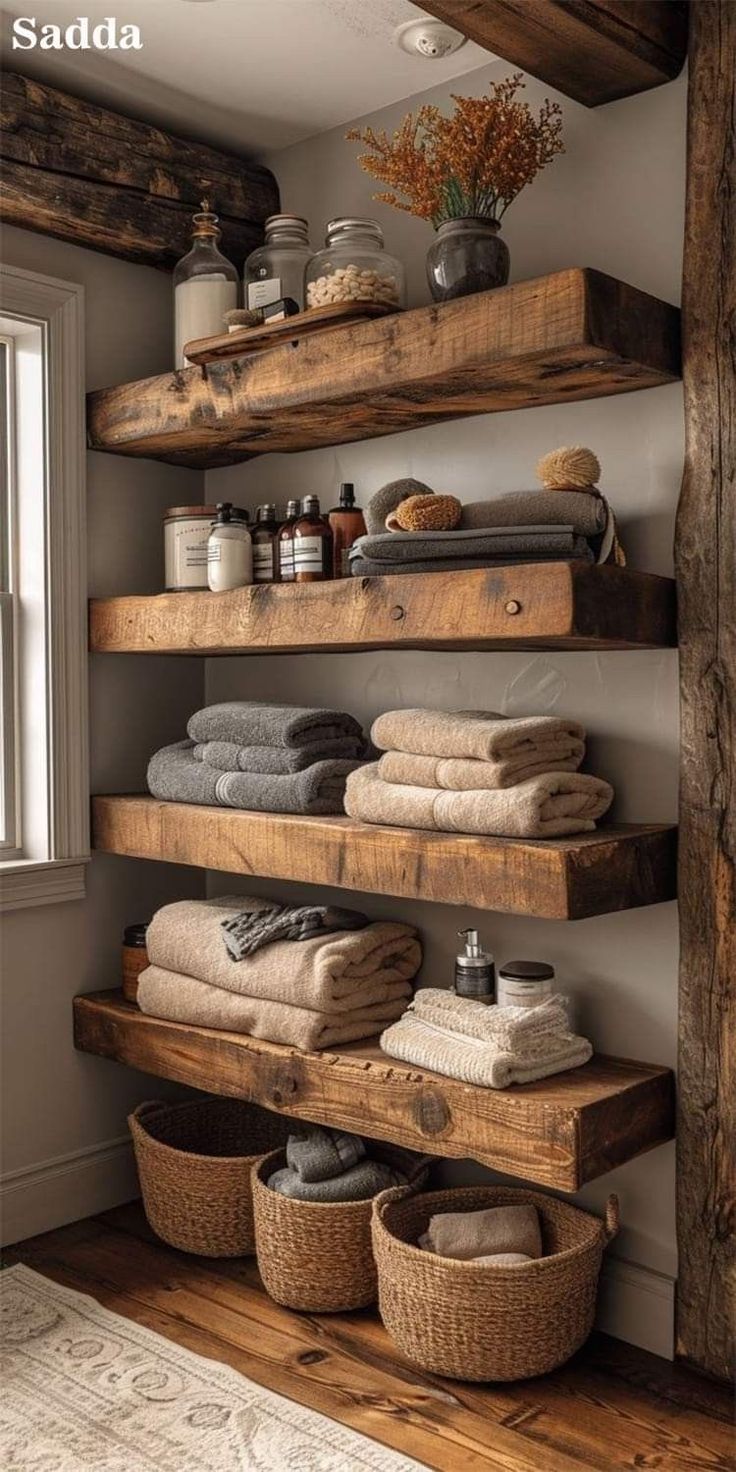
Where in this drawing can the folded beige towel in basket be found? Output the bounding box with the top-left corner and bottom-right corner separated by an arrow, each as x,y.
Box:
420,1204 -> 543,1261
345,764 -> 613,839
371,710 -> 585,765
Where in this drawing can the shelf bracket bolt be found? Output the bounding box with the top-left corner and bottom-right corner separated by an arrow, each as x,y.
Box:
505,599 -> 522,616
390,605 -> 405,621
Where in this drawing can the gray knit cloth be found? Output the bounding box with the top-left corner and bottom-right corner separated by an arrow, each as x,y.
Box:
221,904 -> 369,960
187,703 -> 363,749
268,1159 -> 406,1201
147,741 -> 362,815
286,1126 -> 366,1183
192,737 -> 365,774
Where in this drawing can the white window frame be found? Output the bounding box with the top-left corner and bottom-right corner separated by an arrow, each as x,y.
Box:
0,265 -> 89,911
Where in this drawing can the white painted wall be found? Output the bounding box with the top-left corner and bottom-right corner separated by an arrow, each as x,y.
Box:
205,64 -> 685,1354
0,224 -> 205,1244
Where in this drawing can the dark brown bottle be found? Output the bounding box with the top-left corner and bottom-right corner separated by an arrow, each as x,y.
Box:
277,499 -> 300,583
251,503 -> 280,583
293,495 -> 333,581
328,482 -> 366,579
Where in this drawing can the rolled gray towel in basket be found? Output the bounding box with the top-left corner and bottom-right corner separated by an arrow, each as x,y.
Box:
286,1126 -> 366,1183
267,1158 -> 406,1202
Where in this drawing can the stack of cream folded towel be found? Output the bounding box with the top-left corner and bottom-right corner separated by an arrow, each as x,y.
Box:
381,991 -> 593,1088
420,1203 -> 543,1266
268,1126 -> 407,1201
344,709 -> 613,839
137,895 -> 421,1052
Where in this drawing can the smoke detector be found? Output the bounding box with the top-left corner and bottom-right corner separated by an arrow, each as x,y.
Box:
393,16 -> 467,59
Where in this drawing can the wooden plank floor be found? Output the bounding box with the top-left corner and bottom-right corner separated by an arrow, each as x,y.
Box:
6,1203 -> 732,1472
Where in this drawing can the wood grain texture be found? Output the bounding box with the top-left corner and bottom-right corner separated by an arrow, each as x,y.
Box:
86,269 -> 681,468
420,1 -> 687,106
9,1208 -> 734,1472
89,563 -> 677,655
0,72 -> 279,270
73,991 -> 674,1192
91,796 -> 677,921
674,0 -> 736,1384
184,302 -> 397,364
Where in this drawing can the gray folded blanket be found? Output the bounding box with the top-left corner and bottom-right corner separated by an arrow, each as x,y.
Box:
188,703 -> 363,749
461,491 -> 607,537
286,1127 -> 366,1182
147,740 -> 362,815
193,736 -> 365,774
268,1159 -> 406,1201
221,903 -> 369,960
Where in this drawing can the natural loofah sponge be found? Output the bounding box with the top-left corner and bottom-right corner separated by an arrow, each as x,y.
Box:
536,446 -> 601,491
364,478 -> 435,536
389,494 -> 462,532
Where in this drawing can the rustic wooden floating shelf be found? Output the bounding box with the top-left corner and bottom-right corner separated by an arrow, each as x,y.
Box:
90,563 -> 677,655
86,269 -> 681,469
92,797 -> 677,921
73,990 -> 675,1192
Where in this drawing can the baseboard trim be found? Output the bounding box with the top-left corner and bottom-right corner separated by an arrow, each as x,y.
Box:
1,1136 -> 139,1247
597,1255 -> 676,1359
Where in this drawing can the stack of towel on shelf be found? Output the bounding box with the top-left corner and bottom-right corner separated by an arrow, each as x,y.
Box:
419,1203 -> 543,1266
147,702 -> 369,815
381,990 -> 593,1088
345,709 -> 613,839
268,1126 -> 407,1201
136,895 -> 421,1051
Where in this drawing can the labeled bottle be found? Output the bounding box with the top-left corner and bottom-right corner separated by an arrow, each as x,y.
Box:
251,503 -> 280,583
207,504 -> 252,592
293,495 -> 334,582
328,482 -> 366,579
277,499 -> 300,583
244,214 -> 311,311
454,929 -> 495,1003
173,201 -> 239,369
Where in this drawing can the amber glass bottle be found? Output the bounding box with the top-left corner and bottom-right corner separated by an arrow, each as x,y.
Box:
293,495 -> 333,581
328,482 -> 366,579
277,499 -> 300,583
251,503 -> 280,583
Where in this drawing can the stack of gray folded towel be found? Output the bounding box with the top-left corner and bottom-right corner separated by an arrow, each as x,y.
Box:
268,1126 -> 407,1201
147,702 -> 368,815
349,524 -> 593,578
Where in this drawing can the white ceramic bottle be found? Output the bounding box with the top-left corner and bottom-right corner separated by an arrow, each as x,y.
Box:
207,504 -> 252,591
173,201 -> 239,369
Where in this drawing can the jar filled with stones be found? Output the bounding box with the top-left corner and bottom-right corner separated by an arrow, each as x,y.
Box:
305,218 -> 405,311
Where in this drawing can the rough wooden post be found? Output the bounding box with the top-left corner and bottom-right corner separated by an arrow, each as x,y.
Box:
675,0 -> 735,1382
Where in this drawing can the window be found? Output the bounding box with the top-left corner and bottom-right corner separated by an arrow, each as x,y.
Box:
0,267 -> 88,910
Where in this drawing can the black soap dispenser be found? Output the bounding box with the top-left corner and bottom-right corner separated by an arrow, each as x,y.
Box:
454,929 -> 495,1003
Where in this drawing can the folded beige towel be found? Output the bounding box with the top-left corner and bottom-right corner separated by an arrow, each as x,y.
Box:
371,710 -> 585,764
474,1252 -> 534,1266
378,748 -> 583,791
345,764 -> 613,838
412,990 -> 572,1054
137,966 -> 412,1052
419,1204 -> 542,1261
380,1013 -> 593,1088
147,897 -> 421,1011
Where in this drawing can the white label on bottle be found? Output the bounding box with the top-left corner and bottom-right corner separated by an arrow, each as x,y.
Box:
247,278 -> 282,308
279,543 -> 294,577
293,535 -> 325,573
253,542 -> 274,581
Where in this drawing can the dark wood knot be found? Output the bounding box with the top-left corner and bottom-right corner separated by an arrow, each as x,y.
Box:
413,1087 -> 452,1137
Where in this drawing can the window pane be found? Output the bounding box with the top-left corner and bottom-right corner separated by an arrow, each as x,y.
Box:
0,340 -> 8,592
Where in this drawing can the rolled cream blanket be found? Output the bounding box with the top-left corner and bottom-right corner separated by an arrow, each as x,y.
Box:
378,748 -> 583,791
137,965 -> 412,1052
371,709 -> 585,764
345,764 -> 613,838
187,702 -> 364,749
461,490 -> 607,537
146,897 -> 421,1012
419,1204 -> 542,1261
411,990 -> 573,1055
380,1012 -> 593,1088
147,741 -> 362,816
192,737 -> 366,774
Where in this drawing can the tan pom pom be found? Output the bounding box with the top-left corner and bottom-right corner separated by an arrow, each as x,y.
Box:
393,494 -> 462,532
536,446 -> 601,490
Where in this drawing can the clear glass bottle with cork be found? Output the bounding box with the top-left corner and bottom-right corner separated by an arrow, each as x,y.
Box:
293,495 -> 333,581
173,201 -> 239,368
251,504 -> 280,583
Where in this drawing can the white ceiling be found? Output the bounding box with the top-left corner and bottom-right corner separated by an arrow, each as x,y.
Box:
0,1 -> 492,155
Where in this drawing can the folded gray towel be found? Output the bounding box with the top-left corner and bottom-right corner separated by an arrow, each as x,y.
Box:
267,1159 -> 406,1201
350,526 -> 590,567
147,740 -> 362,815
461,491 -> 607,537
350,550 -> 592,577
221,903 -> 369,960
188,703 -> 363,749
286,1127 -> 366,1183
193,736 -> 365,774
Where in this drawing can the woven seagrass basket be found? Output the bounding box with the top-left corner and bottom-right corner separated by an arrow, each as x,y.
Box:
129,1098 -> 291,1257
372,1183 -> 619,1381
253,1144 -> 430,1313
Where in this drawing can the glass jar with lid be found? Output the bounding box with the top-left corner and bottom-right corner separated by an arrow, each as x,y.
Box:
306,219 -> 405,311
173,201 -> 239,369
244,214 -> 311,311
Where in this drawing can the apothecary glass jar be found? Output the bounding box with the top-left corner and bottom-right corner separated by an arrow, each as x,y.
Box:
244,214 -> 311,311
305,219 -> 405,310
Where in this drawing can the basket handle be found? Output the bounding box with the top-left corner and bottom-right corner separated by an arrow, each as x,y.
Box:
604,1193 -> 620,1242
372,1182 -> 413,1226
128,1100 -> 167,1129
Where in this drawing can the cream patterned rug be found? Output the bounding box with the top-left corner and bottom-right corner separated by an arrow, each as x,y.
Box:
0,1265 -> 428,1471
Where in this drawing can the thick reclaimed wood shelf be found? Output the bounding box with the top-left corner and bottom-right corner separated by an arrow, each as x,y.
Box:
92,796 -> 677,920
421,2 -> 687,108
86,269 -> 681,469
90,563 -> 677,655
73,990 -> 675,1192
